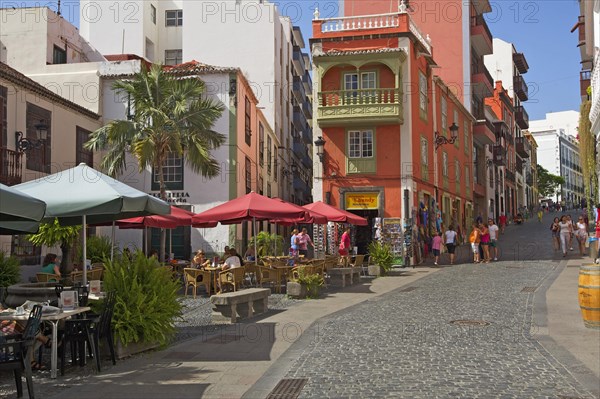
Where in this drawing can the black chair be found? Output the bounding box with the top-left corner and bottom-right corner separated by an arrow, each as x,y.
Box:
61,291 -> 116,374
0,305 -> 43,399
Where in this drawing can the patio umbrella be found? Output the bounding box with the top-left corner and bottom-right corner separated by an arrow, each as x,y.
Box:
192,192 -> 309,259
270,198 -> 328,225
116,206 -> 197,229
303,201 -> 368,226
10,163 -> 170,284
0,183 -> 47,223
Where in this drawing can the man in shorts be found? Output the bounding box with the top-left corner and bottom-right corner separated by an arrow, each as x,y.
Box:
488,218 -> 499,261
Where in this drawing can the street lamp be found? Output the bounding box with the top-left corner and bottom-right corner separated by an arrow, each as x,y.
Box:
314,136 -> 326,162
434,122 -> 459,149
16,120 -> 48,152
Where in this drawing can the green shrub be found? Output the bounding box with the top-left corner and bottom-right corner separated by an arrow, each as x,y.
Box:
0,252 -> 20,287
77,235 -> 115,264
296,268 -> 324,299
249,232 -> 284,257
103,251 -> 182,346
368,241 -> 395,274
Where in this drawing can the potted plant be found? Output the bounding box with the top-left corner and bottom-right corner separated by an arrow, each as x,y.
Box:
0,252 -> 20,304
367,241 -> 394,276
102,251 -> 182,358
27,218 -> 81,278
287,267 -> 324,299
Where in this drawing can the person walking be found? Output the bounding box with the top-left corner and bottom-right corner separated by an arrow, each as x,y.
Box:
499,213 -> 507,234
488,218 -> 499,261
479,222 -> 491,263
444,226 -> 458,265
567,215 -> 575,251
550,217 -> 561,251
297,228 -> 314,258
469,223 -> 481,263
290,229 -> 300,258
558,215 -> 572,258
575,215 -> 589,256
339,227 -> 352,264
431,232 -> 443,266
537,208 -> 543,222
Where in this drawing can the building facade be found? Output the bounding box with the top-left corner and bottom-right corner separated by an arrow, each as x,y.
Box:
311,8 -> 474,254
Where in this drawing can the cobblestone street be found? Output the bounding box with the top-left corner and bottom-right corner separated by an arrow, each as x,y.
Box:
274,216 -> 598,398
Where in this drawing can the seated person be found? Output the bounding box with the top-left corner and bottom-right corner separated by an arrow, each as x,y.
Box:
231,248 -> 244,265
222,246 -> 230,260
40,253 -> 60,281
192,250 -> 210,269
222,249 -> 241,270
244,246 -> 256,261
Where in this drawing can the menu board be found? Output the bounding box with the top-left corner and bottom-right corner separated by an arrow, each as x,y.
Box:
381,218 -> 404,265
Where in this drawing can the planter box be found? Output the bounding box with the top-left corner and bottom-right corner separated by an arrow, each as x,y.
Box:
286,281 -> 320,299
99,339 -> 161,360
368,265 -> 384,276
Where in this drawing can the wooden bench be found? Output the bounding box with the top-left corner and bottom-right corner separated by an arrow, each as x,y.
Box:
210,288 -> 270,323
328,267 -> 361,288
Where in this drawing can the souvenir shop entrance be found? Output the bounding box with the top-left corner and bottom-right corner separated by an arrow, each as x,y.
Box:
341,189 -> 384,255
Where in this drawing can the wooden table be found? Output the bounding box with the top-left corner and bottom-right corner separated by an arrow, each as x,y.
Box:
204,267 -> 223,294
271,265 -> 293,293
0,306 -> 91,379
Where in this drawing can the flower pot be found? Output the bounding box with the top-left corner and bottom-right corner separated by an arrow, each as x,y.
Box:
368,265 -> 384,276
286,281 -> 321,299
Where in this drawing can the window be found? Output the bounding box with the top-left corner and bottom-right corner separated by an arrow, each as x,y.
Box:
245,157 -> 252,194
0,85 -> 6,147
441,96 -> 447,133
453,110 -> 459,146
267,182 -> 271,198
420,138 -> 428,165
348,130 -> 373,158
76,127 -> 93,166
152,153 -> 183,190
344,72 -> 377,102
53,45 -> 66,64
258,123 -> 264,166
419,71 -> 428,118
245,96 -> 251,146
455,159 -> 460,182
25,103 -> 51,173
267,136 -> 272,175
145,38 -> 155,62
464,124 -> 469,154
150,4 -> 156,24
259,176 -> 264,195
164,49 -> 182,66
165,10 -> 183,26
273,144 -> 278,182
465,166 -> 470,189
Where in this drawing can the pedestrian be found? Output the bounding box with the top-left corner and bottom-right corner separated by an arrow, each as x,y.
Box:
444,225 -> 457,265
499,213 -> 507,234
469,223 -> 481,263
338,227 -> 352,264
537,208 -> 543,222
575,215 -> 589,256
479,222 -> 491,263
431,232 -> 443,266
567,215 -> 575,251
558,215 -> 572,257
488,218 -> 499,261
297,228 -> 314,258
290,229 -> 299,258
550,217 -> 561,251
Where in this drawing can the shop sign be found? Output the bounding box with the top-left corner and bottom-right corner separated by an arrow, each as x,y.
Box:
345,192 -> 379,210
150,192 -> 190,204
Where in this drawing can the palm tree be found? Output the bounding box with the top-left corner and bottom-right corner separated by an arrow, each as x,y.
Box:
85,64 -> 225,260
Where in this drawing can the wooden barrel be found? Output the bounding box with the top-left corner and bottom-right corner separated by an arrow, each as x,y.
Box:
578,264 -> 600,329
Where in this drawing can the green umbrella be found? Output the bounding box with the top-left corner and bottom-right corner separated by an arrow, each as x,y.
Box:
0,183 -> 47,223
7,163 -> 170,283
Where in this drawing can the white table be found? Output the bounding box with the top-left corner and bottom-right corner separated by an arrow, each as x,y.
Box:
0,306 -> 91,379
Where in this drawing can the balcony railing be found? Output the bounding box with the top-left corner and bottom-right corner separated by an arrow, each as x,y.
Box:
493,145 -> 506,166
515,136 -> 530,158
0,147 -> 23,185
315,12 -> 431,54
505,170 -> 515,182
470,15 -> 493,56
590,53 -> 600,128
514,75 -> 529,102
471,59 -> 494,97
317,88 -> 402,126
515,105 -> 529,129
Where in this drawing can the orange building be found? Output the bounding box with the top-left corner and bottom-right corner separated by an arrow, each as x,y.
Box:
311,8 -> 474,254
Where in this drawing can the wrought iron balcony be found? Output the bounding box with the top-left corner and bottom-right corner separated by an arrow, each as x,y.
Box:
317,88 -> 402,126
0,147 -> 23,185
513,75 -> 529,102
515,105 -> 529,129
515,136 -> 530,158
493,145 -> 506,166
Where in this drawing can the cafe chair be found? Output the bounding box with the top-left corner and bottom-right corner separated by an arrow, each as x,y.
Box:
256,265 -> 277,290
217,267 -> 246,294
35,273 -> 60,283
183,268 -> 211,298
0,305 -> 43,399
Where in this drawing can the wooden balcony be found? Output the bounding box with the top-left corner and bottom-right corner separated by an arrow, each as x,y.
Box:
317,88 -> 402,127
471,60 -> 494,98
0,147 -> 23,185
515,105 -> 529,129
515,136 -> 530,158
473,117 -> 496,146
513,75 -> 529,102
493,145 -> 506,166
513,52 -> 529,74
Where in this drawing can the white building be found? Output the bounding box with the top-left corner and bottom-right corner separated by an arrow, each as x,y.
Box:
529,111 -> 581,138
79,0 -> 311,204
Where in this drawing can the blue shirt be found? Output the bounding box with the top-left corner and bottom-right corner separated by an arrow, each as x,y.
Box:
291,234 -> 298,250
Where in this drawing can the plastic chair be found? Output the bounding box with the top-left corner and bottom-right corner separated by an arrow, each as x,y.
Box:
0,305 -> 43,399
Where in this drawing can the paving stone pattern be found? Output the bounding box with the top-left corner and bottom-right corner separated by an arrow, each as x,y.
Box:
285,255 -> 595,398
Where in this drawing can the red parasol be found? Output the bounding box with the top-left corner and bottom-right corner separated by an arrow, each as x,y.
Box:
303,201 -> 368,226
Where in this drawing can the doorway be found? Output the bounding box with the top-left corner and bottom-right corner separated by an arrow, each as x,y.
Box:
348,209 -> 378,255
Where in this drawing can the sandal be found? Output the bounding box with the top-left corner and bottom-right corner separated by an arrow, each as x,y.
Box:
30,361 -> 47,371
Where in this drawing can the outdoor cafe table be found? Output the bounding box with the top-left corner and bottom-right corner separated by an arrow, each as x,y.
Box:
271,265 -> 293,293
0,306 -> 91,379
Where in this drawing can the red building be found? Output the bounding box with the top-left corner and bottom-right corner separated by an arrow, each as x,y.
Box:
311,8 -> 474,253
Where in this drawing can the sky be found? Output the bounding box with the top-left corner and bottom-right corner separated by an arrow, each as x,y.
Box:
1,0 -> 582,121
